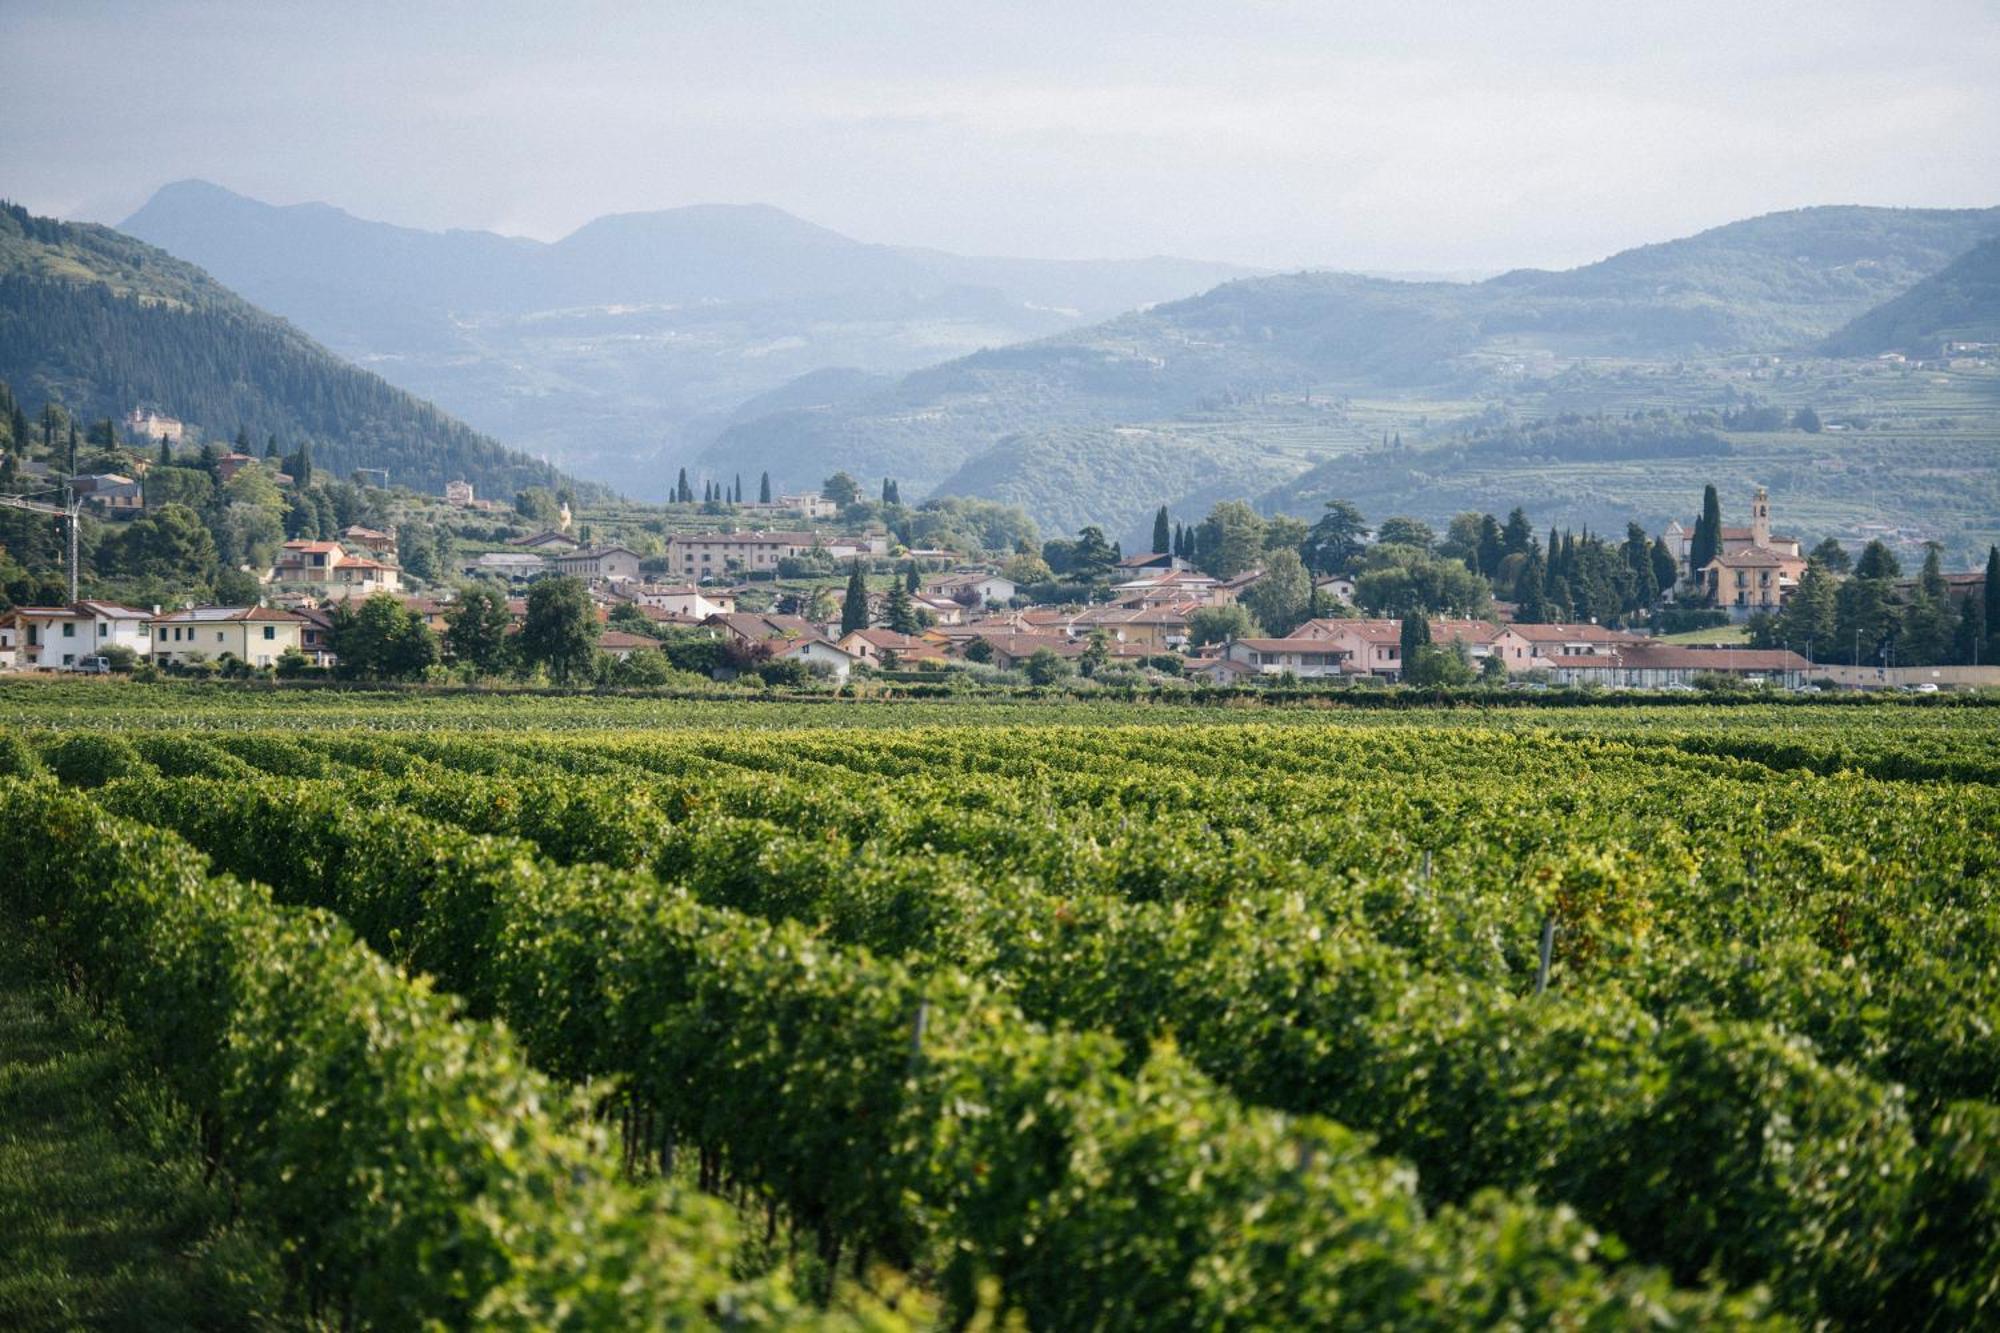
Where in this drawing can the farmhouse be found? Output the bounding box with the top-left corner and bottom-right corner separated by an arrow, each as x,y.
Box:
667,531 -> 817,578
0,601 -> 153,668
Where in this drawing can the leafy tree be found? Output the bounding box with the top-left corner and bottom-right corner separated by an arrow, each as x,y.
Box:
1772,561 -> 1838,661
1354,546 -> 1492,618
213,566 -> 262,605
517,576 -> 599,684
516,487 -> 560,523
1374,516 -> 1436,551
1854,540 -> 1901,581
1792,406 -> 1822,433
1302,500 -> 1369,576
1501,507 -> 1535,557
1064,524 -> 1128,576
1186,604 -> 1257,648
1440,512 -> 1485,571
1152,506 -> 1171,555
822,472 -> 860,507
1408,639 -> 1476,688
115,503 -> 216,582
1197,501 -> 1266,578
329,593 -> 437,681
1260,514 -> 1309,554
1240,549 -> 1312,637
1078,630 -> 1111,678
1022,647 -> 1072,686
961,636 -> 994,664
1834,573 -> 1898,666
1809,537 -> 1851,574
1001,552 -> 1052,585
1478,651 -> 1507,684
840,561 -> 870,635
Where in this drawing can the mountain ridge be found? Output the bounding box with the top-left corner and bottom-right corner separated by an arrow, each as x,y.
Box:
0,200 -> 584,499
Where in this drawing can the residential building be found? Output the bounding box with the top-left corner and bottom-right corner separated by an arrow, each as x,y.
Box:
444,480 -> 476,507
667,531 -> 818,578
630,584 -> 735,619
1067,605 -> 1193,651
776,637 -> 861,680
70,473 -> 143,515
328,557 -> 401,598
1,601 -> 153,668
927,572 -> 1017,606
838,628 -> 952,666
1111,568 -> 1222,608
701,612 -> 822,650
548,545 -> 643,584
1222,637 -> 1353,678
341,524 -> 396,555
213,452 -> 262,484
595,630 -> 656,662
294,606 -> 337,667
912,593 -> 965,625
149,606 -> 306,668
275,540 -> 344,583
824,534 -> 891,560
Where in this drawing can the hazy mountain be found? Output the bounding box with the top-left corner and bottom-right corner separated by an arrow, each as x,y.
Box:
706,204 -> 2000,535
1822,237 -> 2000,356
0,201 -> 580,498
117,181 -> 1257,493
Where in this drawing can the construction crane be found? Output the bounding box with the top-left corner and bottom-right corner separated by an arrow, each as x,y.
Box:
0,485 -> 83,602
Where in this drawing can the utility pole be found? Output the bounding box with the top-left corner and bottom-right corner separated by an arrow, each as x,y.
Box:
0,488 -> 82,602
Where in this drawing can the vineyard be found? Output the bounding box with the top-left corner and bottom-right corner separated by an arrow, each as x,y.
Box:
2,685 -> 1997,1328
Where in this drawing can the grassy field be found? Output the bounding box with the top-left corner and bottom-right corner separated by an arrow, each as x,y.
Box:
1661,623 -> 1752,645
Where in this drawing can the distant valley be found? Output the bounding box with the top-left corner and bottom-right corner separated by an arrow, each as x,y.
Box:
117,181 -> 1257,494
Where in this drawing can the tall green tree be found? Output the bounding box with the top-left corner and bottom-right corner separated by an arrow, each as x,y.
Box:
759,471 -> 772,504
884,579 -> 919,635
1984,545 -> 2000,654
1240,549 -> 1313,637
1500,507 -> 1534,558
1514,552 -> 1550,623
329,594 -> 438,681
1197,501 -> 1266,578
517,576 -> 599,684
1398,611 -> 1431,673
823,472 -> 860,507
444,583 -> 513,674
840,561 -> 869,635
1901,543 -> 1954,665
1854,539 -> 1901,581
1688,485 -> 1722,592
1152,506 -> 1171,555
1302,499 -> 1368,575
1772,561 -> 1838,662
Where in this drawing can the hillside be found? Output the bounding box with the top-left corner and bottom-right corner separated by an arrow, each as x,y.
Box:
0,202 -> 581,498
704,204 -> 2000,533
118,181 -> 1257,493
1821,238 -> 2000,355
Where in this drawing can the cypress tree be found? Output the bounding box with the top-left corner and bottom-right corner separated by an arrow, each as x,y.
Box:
1398,611 -> 1431,675
157,436 -> 173,467
1985,545 -> 2000,646
840,561 -> 869,635
1152,506 -> 1171,554
734,473 -> 743,503
760,471 -> 772,504
675,467 -> 689,503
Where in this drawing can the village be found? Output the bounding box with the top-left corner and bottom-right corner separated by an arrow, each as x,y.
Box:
4,442 -> 1995,692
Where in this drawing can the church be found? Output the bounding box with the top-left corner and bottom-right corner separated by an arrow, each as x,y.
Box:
1661,487 -> 1809,619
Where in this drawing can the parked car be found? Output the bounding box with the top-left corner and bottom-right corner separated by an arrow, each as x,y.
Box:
76,656 -> 112,675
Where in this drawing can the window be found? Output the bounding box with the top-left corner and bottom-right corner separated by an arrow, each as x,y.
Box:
62,622 -> 75,637
264,625 -> 276,640
216,631 -> 225,643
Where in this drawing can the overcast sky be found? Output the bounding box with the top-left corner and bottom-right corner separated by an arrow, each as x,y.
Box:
4,1 -> 1996,273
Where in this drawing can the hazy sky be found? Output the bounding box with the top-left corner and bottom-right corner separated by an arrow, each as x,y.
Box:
4,1 -> 1996,272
